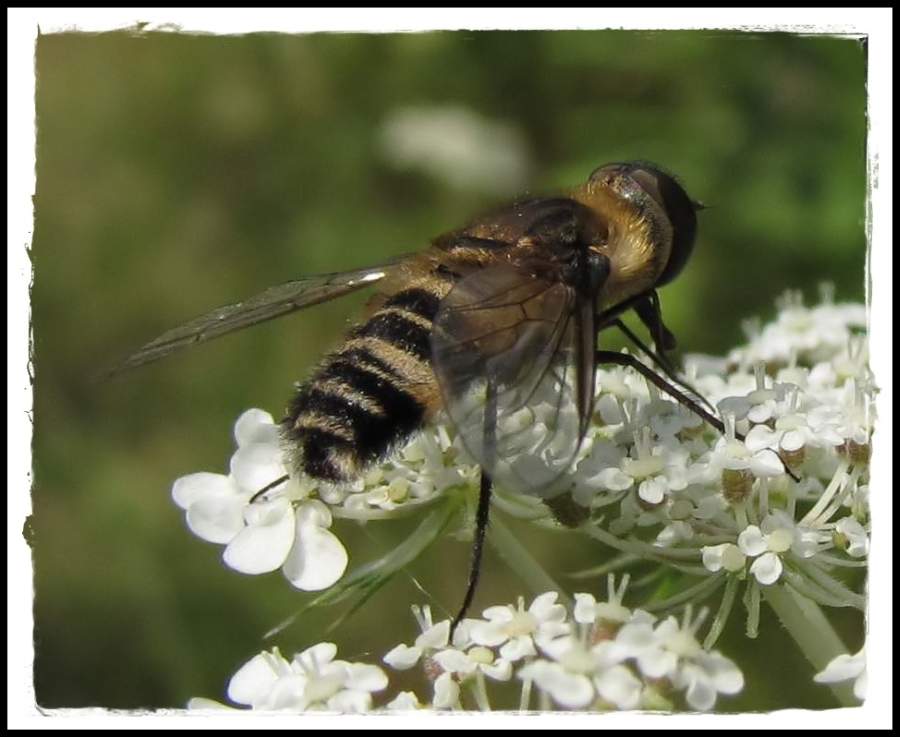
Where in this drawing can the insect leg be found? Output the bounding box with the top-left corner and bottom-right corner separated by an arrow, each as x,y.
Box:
612,318 -> 717,414
634,291 -> 677,354
595,350 -> 801,482
450,468 -> 493,638
597,350 -> 726,432
450,378 -> 498,638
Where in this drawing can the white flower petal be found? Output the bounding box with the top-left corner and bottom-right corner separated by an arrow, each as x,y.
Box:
529,591 -> 562,617
596,467 -> 635,492
223,498 -> 295,575
185,495 -> 246,544
749,551 -> 783,585
383,644 -> 421,670
700,652 -> 744,695
282,511 -> 348,591
532,663 -> 595,709
172,472 -> 237,509
227,650 -> 287,707
499,636 -> 536,662
701,544 -> 727,573
230,442 -> 288,494
749,450 -> 786,478
814,651 -> 866,683
432,672 -> 459,709
737,526 -> 768,557
853,670 -> 867,700
294,498 -> 333,529
293,642 -> 338,671
386,691 -> 422,710
266,674 -> 307,710
482,659 -> 513,681
684,668 -> 717,711
326,689 -> 371,713
594,664 -> 642,710
468,620 -> 509,648
234,408 -> 278,447
344,663 -> 388,693
417,620 -> 451,650
432,648 -> 476,675
573,594 -> 598,625
637,647 -> 678,680
638,477 -> 667,505
836,517 -> 869,558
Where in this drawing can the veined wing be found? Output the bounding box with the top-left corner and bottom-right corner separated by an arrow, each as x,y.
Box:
109,258 -> 407,376
431,263 -> 599,498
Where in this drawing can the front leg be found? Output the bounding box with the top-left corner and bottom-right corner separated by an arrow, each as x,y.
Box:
596,349 -> 727,434
595,350 -> 801,482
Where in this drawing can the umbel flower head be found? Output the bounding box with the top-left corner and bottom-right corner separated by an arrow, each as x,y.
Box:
174,287 -> 871,713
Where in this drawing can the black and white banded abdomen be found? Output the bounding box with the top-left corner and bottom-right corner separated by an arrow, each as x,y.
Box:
282,284 -> 448,482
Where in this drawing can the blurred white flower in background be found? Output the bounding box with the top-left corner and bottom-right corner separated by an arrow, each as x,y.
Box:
379,105 -> 531,194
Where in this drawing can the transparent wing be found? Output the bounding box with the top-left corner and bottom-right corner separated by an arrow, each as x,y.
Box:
431,263 -> 598,498
109,258 -> 407,376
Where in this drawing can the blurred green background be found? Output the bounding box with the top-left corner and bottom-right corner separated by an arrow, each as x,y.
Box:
31,30 -> 867,710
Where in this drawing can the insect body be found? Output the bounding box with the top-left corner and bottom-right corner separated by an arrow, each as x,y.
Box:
116,161 -> 714,629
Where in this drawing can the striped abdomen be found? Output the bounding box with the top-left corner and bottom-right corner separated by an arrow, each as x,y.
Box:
283,281 -> 450,482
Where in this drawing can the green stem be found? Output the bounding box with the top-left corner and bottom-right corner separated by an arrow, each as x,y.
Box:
641,571 -> 726,613
489,515 -> 572,606
469,671 -> 491,711
793,559 -> 866,610
743,579 -> 760,638
703,575 -> 739,649
761,584 -> 858,707
567,552 -> 641,580
519,676 -> 533,712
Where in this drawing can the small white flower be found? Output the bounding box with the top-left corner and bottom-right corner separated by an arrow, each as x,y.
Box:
701,543 -> 747,573
737,525 -> 785,585
583,428 -> 689,505
834,516 -> 869,558
432,672 -> 460,709
573,574 -> 636,629
814,647 -> 866,701
172,409 -> 348,591
215,643 -> 387,713
702,415 -> 786,481
519,633 -> 644,710
431,644 -> 513,682
383,605 -> 451,670
468,592 -> 570,661
613,608 -> 743,711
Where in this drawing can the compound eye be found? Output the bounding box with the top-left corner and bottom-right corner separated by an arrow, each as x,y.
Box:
591,161 -> 699,287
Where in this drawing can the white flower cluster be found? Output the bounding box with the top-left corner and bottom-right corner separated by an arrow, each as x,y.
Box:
384,581 -> 743,712
172,288 -> 871,711
189,582 -> 745,713
188,642 -> 388,712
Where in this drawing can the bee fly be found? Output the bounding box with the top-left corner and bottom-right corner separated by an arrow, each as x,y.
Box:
113,161 -> 769,633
